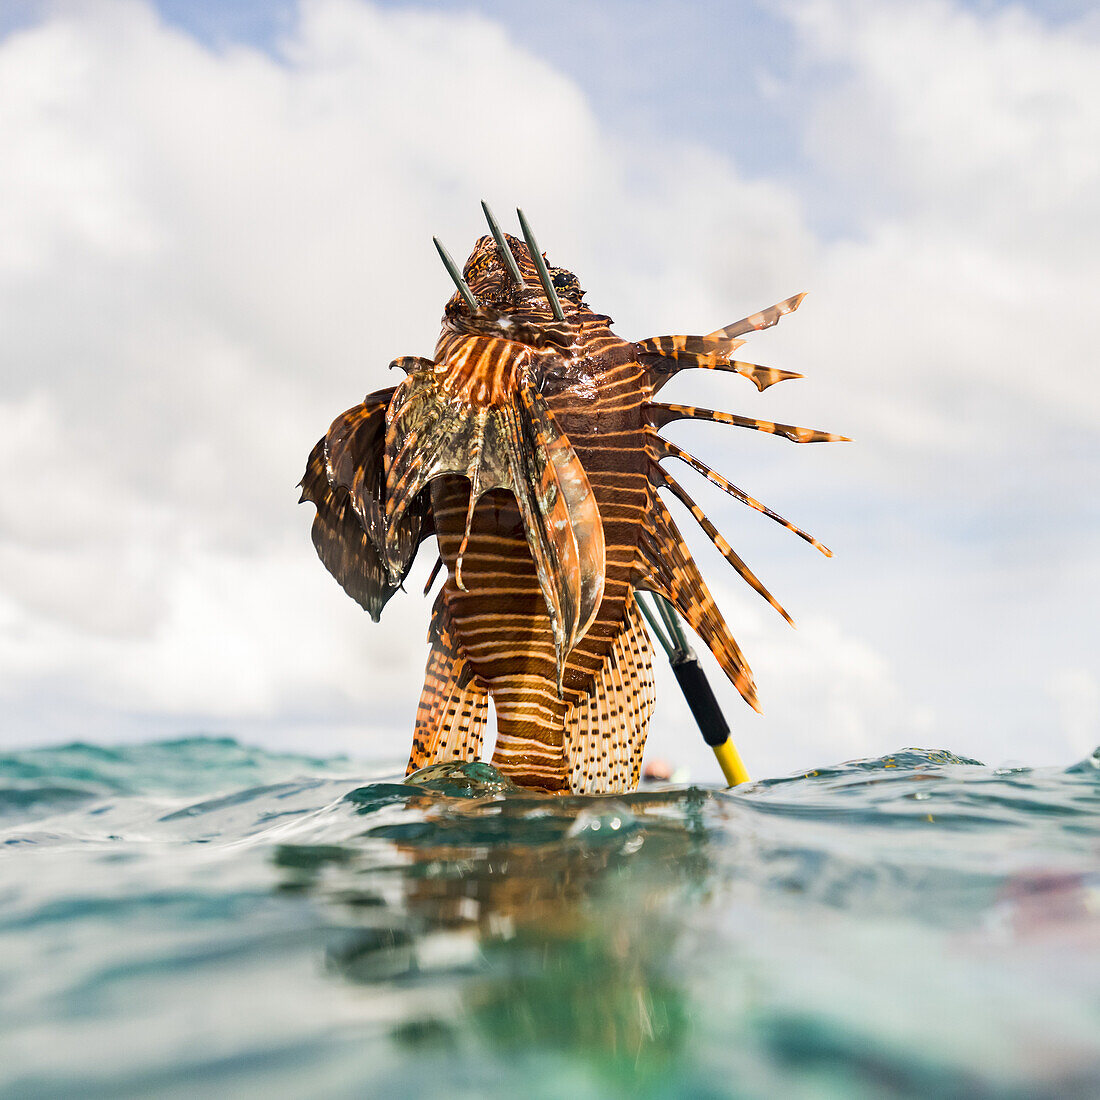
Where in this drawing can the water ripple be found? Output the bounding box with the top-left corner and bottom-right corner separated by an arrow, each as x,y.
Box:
1,738 -> 1098,1098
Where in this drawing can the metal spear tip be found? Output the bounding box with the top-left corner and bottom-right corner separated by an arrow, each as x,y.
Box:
432,235 -> 479,311
480,200 -> 524,288
516,207 -> 566,322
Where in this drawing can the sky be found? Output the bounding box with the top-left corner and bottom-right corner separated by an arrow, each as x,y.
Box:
0,0 -> 1098,780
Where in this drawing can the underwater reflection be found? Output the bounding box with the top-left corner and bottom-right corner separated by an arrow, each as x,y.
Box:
276,762 -> 716,1079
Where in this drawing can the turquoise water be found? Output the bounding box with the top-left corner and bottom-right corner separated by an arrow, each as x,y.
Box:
2,738 -> 1099,1098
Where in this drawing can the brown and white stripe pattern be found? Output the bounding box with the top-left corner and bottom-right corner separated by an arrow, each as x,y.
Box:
301,228 -> 845,793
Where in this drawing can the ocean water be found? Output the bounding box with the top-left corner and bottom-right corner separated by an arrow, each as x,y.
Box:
2,738 -> 1099,1099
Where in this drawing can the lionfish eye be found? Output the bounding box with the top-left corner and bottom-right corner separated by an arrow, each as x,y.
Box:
551,270 -> 579,295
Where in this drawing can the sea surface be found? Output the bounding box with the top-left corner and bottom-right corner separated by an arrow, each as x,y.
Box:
1,737 -> 1099,1099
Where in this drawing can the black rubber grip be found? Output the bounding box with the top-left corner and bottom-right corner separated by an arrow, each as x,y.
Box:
671,655 -> 730,747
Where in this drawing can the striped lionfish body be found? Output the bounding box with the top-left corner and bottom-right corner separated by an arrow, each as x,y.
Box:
300,206 -> 846,793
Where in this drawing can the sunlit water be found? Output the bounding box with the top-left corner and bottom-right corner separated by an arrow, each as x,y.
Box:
2,737 -> 1099,1098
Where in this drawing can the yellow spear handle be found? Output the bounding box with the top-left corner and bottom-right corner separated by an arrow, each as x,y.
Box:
712,737 -> 750,787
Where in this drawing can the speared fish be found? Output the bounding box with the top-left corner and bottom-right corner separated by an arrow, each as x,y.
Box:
300,204 -> 847,793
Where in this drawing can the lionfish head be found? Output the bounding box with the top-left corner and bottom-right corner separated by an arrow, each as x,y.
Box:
434,205 -> 588,335
461,235 -> 585,312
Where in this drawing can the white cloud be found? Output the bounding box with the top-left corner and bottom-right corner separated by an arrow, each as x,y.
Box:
0,0 -> 1097,775
797,0 -> 1100,244
1046,669 -> 1100,760
0,0 -> 814,757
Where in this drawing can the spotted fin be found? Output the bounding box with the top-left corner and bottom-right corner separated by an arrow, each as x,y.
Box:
408,595 -> 489,773
384,359 -> 605,688
564,593 -> 655,794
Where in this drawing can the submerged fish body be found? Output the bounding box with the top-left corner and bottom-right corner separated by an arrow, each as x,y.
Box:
301,210 -> 845,793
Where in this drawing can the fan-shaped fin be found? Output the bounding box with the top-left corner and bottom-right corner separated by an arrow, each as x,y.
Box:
647,431 -> 832,557
514,383 -> 605,661
651,464 -> 794,626
633,498 -> 759,710
299,438 -> 431,621
454,407 -> 490,590
324,386 -> 395,548
647,402 -> 850,444
384,355 -> 605,690
408,596 -> 489,773
302,385 -> 433,619
318,384 -> 432,584
564,593 -> 655,794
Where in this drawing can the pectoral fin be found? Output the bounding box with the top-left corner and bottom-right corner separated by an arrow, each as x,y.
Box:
506,388 -> 605,688
301,386 -> 433,620
324,386 -> 394,547
384,364 -> 605,688
383,366 -> 512,576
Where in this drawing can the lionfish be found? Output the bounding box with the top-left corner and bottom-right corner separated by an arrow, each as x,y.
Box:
300,204 -> 845,793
